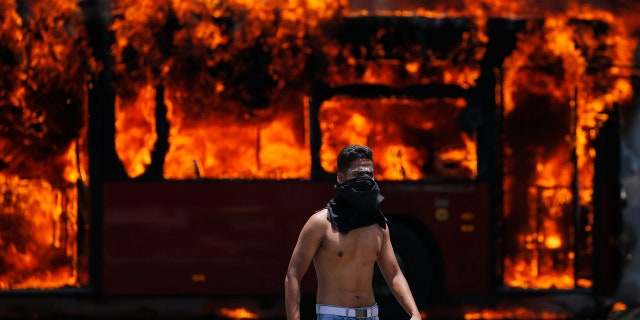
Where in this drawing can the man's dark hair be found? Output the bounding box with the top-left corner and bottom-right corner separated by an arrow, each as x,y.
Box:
337,145 -> 373,174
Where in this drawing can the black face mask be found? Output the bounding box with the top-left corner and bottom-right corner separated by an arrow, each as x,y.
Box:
326,175 -> 387,234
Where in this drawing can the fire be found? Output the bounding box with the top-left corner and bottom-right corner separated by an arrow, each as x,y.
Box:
115,85 -> 157,178
0,0 -> 97,290
110,0 -> 482,181
109,0 -> 636,296
465,307 -> 570,319
328,10 -> 487,89
0,0 -> 634,301
545,235 -> 562,250
219,307 -> 259,320
318,96 -> 476,180
0,172 -> 79,289
500,3 -> 635,290
611,301 -> 627,312
162,90 -> 311,179
111,0 -> 345,179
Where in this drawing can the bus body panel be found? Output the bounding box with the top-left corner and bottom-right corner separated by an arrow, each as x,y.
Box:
102,180 -> 490,296
383,182 -> 491,294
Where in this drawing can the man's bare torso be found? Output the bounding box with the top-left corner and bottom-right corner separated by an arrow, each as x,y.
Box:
312,209 -> 384,308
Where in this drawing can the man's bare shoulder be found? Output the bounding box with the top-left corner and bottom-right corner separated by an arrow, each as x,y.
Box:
297,209 -> 329,246
306,208 -> 329,228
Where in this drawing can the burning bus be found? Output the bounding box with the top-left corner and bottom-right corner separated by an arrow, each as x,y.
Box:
0,0 -> 637,318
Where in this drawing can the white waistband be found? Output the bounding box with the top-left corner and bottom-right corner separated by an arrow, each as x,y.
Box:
316,304 -> 378,319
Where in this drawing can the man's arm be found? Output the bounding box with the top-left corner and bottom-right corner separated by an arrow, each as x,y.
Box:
285,212 -> 325,320
376,227 -> 422,320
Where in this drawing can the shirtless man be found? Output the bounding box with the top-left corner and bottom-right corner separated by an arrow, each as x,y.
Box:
285,145 -> 421,320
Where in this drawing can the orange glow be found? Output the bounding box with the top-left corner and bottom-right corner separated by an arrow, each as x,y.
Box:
465,307 -> 570,319
319,97 -> 476,180
576,278 -> 593,288
219,307 -> 259,319
504,258 -> 575,290
0,0 -> 635,305
499,1 -> 635,290
611,302 -> 627,312
107,0 -> 637,295
162,91 -> 311,179
329,10 -> 486,89
545,235 -> 562,250
110,0 -> 344,179
115,85 -> 157,178
0,0 -> 97,290
0,172 -> 80,289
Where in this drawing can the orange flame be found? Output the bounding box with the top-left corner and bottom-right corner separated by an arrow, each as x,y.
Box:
162,90 -> 311,179
115,85 -> 157,178
611,301 -> 627,312
111,0 -> 344,179
465,307 -> 570,319
109,1 -> 637,296
0,0 -> 97,290
219,307 -> 259,319
0,172 -> 79,289
319,97 -> 476,180
500,3 -> 635,290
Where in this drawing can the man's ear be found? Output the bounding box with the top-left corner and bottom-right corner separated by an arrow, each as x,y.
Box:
337,172 -> 344,184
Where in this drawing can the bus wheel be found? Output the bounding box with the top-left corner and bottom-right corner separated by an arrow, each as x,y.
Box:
373,222 -> 439,308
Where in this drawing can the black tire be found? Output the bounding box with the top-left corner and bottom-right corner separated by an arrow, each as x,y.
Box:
373,221 -> 441,313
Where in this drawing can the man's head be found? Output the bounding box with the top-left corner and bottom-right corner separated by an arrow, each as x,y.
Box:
336,145 -> 374,184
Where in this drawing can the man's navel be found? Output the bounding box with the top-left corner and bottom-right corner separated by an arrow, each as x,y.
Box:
337,251 -> 343,258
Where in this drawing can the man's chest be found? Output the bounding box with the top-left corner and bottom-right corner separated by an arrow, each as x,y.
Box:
320,225 -> 383,260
